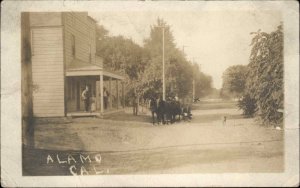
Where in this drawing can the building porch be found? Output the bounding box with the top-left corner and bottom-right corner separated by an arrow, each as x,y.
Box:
65,60 -> 125,117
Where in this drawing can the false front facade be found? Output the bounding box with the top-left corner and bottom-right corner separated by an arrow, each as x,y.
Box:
29,12 -> 124,117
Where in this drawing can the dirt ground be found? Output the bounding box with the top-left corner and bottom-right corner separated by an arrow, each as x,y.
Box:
23,101 -> 284,175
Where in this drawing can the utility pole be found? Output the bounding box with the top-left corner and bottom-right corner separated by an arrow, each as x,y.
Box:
192,57 -> 200,103
155,25 -> 166,100
192,79 -> 195,103
192,60 -> 195,103
162,26 -> 165,100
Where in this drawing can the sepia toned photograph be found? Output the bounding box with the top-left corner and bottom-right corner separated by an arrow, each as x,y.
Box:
21,10 -> 285,176
1,0 -> 299,187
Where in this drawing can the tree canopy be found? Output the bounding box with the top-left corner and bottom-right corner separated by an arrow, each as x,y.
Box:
96,18 -> 213,103
224,24 -> 284,125
143,18 -> 212,99
222,65 -> 248,98
193,63 -> 213,98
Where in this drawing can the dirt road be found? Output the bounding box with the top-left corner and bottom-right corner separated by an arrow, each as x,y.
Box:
23,101 -> 284,175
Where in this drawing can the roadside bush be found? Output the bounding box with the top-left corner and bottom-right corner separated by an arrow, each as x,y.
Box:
237,93 -> 257,117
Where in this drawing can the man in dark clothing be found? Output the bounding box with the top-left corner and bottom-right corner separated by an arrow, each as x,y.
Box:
157,96 -> 165,124
103,87 -> 109,109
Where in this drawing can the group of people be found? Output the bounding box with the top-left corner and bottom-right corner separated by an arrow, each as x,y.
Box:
81,85 -> 192,124
148,95 -> 192,125
81,85 -> 110,112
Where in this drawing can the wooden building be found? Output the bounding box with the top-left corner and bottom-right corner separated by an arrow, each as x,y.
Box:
27,12 -> 124,117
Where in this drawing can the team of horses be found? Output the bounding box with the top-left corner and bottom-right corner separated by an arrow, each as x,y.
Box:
149,97 -> 192,125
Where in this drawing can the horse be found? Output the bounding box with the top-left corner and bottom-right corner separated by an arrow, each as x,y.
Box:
164,100 -> 173,124
149,97 -> 158,125
163,99 -> 182,124
155,97 -> 184,125
157,98 -> 166,124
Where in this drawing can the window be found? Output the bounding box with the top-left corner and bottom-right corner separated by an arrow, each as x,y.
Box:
71,34 -> 75,58
89,44 -> 92,63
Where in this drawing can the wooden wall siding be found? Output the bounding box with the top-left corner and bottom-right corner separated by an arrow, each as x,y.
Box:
21,12 -> 33,119
30,12 -> 62,26
22,12 -> 34,146
63,13 -> 96,68
95,56 -> 104,68
31,27 -> 65,117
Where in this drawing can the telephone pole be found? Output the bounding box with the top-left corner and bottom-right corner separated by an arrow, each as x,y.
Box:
155,25 -> 166,100
162,27 -> 165,100
192,57 -> 200,103
192,79 -> 195,103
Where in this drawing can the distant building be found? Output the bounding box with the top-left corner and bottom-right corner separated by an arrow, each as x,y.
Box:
22,12 -> 124,118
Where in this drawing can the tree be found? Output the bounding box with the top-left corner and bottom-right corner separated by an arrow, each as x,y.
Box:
222,65 -> 248,98
96,35 -> 148,77
240,24 -> 284,125
96,18 -> 213,104
167,57 -> 194,98
96,26 -> 151,105
96,24 -> 108,41
237,93 -> 257,117
143,18 -> 212,99
143,18 -> 177,92
193,63 -> 213,98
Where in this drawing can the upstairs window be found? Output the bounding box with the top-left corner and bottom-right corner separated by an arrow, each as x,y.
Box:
71,34 -> 75,58
89,44 -> 92,63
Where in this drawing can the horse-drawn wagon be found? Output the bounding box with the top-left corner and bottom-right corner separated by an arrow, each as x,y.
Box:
149,96 -> 192,125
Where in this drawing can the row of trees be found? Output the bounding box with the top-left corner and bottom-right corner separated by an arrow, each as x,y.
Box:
96,18 -> 213,104
222,25 -> 284,126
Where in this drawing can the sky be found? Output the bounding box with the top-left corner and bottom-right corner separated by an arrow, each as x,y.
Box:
89,11 -> 282,89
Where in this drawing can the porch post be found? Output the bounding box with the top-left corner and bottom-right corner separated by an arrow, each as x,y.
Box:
116,79 -> 119,109
100,74 -> 104,114
122,82 -> 125,108
109,77 -> 112,109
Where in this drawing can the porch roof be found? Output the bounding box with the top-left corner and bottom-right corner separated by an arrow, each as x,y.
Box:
66,59 -> 124,80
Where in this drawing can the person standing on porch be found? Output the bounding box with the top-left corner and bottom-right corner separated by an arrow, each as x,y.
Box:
82,86 -> 90,112
103,87 -> 109,109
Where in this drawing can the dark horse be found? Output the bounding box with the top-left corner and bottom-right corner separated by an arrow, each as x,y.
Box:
156,98 -> 182,124
149,97 -> 158,125
157,97 -> 166,124
166,100 -> 182,124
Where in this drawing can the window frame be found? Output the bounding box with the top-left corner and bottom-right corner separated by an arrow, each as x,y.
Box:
71,34 -> 76,58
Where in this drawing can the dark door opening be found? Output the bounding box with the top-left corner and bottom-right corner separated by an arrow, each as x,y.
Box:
76,81 -> 80,111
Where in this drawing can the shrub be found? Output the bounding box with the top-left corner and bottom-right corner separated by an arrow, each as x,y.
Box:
237,93 -> 257,117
